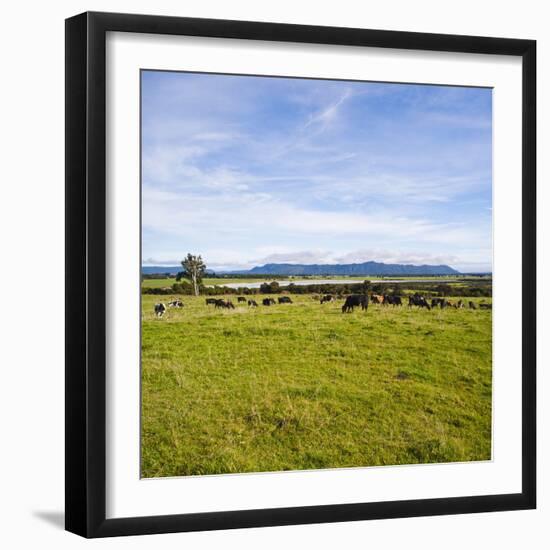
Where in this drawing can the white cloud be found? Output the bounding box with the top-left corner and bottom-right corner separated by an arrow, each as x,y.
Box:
141,186 -> 456,240
257,250 -> 333,265
333,249 -> 460,266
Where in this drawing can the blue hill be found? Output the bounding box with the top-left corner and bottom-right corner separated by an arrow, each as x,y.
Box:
142,262 -> 460,276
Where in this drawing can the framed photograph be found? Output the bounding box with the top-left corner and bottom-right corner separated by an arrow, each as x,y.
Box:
65,11 -> 536,538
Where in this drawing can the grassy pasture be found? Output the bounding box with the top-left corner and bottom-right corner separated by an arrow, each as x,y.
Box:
141,294 -> 492,478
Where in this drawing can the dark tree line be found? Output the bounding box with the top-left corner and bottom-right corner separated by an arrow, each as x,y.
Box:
143,280 -> 491,298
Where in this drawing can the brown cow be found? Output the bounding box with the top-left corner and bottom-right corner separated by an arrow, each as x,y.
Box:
371,294 -> 384,304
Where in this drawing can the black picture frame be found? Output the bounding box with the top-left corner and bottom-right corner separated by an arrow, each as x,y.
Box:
65,11 -> 536,538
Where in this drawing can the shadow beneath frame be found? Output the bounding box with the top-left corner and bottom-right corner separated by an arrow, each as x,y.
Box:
32,510 -> 65,530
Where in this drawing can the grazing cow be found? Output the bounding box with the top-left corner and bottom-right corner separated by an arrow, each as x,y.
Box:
408,294 -> 431,310
479,303 -> 492,310
168,299 -> 184,308
342,294 -> 369,313
215,299 -> 235,309
446,300 -> 457,309
205,298 -> 217,306
320,294 -> 334,304
384,295 -> 402,306
371,294 -> 384,304
262,298 -> 276,306
237,297 -> 246,303
457,300 -> 464,309
278,296 -> 293,304
469,301 -> 477,310
154,303 -> 166,317
248,299 -> 258,307
431,298 -> 443,309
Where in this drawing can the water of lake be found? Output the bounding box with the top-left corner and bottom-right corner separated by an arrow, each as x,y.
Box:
206,278 -> 463,289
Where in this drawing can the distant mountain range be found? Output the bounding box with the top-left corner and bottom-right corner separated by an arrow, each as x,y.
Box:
142,261 -> 460,276
231,261 -> 460,276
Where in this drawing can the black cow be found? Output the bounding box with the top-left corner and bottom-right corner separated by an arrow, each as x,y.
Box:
342,294 -> 369,313
433,298 -> 454,309
469,301 -> 477,310
154,303 -> 166,317
205,298 -> 217,306
215,299 -> 235,309
262,298 -> 276,306
278,296 -> 293,304
320,294 -> 334,304
384,295 -> 402,306
237,297 -> 246,303
248,300 -> 258,307
408,294 -> 431,310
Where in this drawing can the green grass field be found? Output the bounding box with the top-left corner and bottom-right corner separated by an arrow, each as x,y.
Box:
141,294 -> 492,478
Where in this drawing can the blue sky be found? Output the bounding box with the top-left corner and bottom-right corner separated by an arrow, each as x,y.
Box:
141,70 -> 492,273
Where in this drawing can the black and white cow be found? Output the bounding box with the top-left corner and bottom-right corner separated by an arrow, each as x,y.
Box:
154,303 -> 166,317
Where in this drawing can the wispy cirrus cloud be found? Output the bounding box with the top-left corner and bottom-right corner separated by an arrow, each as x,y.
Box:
304,89 -> 353,129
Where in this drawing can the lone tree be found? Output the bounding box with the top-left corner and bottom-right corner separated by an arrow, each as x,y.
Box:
176,253 -> 206,296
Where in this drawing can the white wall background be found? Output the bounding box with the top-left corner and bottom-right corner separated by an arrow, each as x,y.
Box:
0,1 -> 546,548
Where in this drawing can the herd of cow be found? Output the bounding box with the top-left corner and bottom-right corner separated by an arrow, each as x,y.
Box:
152,292 -> 491,317
203,296 -> 293,310
322,292 -> 491,312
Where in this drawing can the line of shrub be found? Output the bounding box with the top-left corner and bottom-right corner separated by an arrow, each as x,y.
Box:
141,280 -> 492,298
